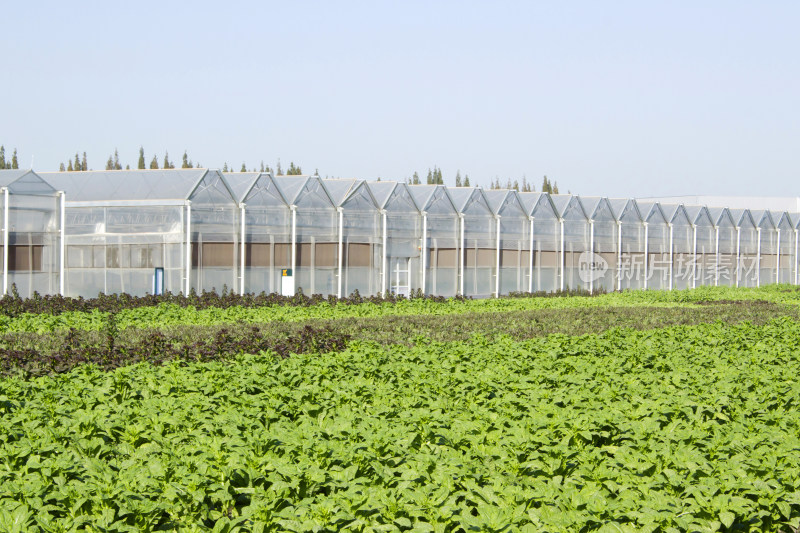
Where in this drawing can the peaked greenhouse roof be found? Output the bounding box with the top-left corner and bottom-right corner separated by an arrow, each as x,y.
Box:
446,187 -> 492,215
0,169 -> 58,195
366,181 -> 420,211
579,196 -> 618,222
684,205 -> 715,226
608,198 -> 643,222
549,194 -> 588,219
518,192 -> 558,218
729,209 -> 757,229
39,169 -> 235,204
223,172 -> 262,204
322,179 -> 379,208
483,189 -> 526,217
707,207 -> 735,227
272,176 -> 334,207
408,184 -> 457,214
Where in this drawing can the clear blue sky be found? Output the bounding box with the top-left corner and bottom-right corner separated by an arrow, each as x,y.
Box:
3,1 -> 798,197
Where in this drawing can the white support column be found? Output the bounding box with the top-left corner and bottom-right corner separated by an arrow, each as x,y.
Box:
239,204 -> 246,295
381,210 -> 387,295
289,206 -> 297,295
692,225 -> 697,289
616,221 -> 622,292
668,223 -> 674,291
795,229 -> 798,285
735,227 -> 741,287
458,214 -> 465,296
643,222 -> 649,290
714,226 -> 720,287
494,215 -> 501,297
59,191 -> 66,296
756,227 -> 761,287
776,229 -> 781,284
528,217 -> 534,293
3,188 -> 8,296
589,220 -> 595,294
185,202 -> 192,295
337,207 -> 343,298
559,218 -> 565,292
421,212 -> 427,295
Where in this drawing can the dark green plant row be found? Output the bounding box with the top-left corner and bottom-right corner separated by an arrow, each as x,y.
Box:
2,300 -> 794,377
0,285 -> 606,319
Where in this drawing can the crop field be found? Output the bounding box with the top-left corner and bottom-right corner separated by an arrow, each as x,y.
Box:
2,286 -> 800,532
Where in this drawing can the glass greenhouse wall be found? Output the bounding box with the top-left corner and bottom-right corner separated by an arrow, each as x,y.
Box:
0,170 -> 61,298
610,199 -> 645,291
367,182 -> 423,296
271,176 -> 338,296
550,195 -> 590,291
40,170 -> 237,298
580,197 -> 618,293
752,211 -> 777,286
409,185 -> 460,297
709,208 -> 737,287
484,190 -> 530,295
730,210 -> 759,287
519,193 -> 560,293
686,207 -> 717,287
324,179 -> 382,297
225,172 -> 291,295
774,212 -> 794,284
448,188 -> 496,297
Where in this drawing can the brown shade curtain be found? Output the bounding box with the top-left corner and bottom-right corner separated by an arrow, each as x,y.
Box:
0,245 -> 44,271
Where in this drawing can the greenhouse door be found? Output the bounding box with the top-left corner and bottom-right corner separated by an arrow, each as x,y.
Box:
390,257 -> 410,297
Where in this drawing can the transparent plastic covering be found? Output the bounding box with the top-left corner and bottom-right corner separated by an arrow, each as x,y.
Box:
550,195 -> 590,291
771,212 -> 794,284
610,199 -> 645,290
709,208 -> 738,286
408,185 -> 459,296
325,179 -> 381,297
448,188 -> 496,297
484,190 -> 530,294
272,176 -> 337,296
0,171 -> 60,297
751,210 -> 778,285
368,182 -> 422,296
580,197 -> 618,292
685,206 -> 716,287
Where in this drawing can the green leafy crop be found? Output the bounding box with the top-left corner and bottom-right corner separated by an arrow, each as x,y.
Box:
2,318 -> 800,531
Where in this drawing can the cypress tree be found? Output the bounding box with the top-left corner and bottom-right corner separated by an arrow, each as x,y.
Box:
10,149 -> 18,169
59,162 -> 66,172
222,162 -> 229,172
426,169 -> 433,185
455,170 -> 462,187
105,155 -> 114,170
163,152 -> 173,169
275,160 -> 282,175
113,149 -> 121,170
67,161 -> 74,172
182,151 -> 191,168
81,152 -> 87,171
0,146 -> 5,169
552,182 -> 559,195
241,163 -> 247,172
150,156 -> 159,169
138,147 -> 146,169
464,175 -> 470,187
74,153 -> 81,172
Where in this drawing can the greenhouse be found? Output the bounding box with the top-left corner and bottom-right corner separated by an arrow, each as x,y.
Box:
579,197 -> 618,293
729,209 -> 759,287
0,170 -> 62,298
773,211 -> 795,284
610,199 -> 644,291
39,169 -> 237,298
685,206 -> 717,287
751,210 -> 777,286
519,192 -> 560,293
323,179 -> 381,297
409,185 -> 460,297
550,195 -> 590,291
483,190 -> 530,295
448,187 -> 496,297
367,181 -> 423,296
224,172 -> 291,295
708,207 -> 738,286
